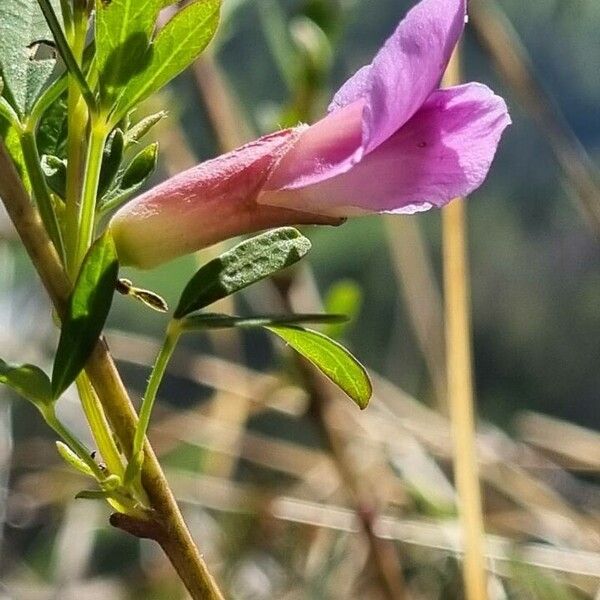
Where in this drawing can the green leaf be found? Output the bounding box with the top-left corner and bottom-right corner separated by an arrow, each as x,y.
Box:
0,359 -> 53,407
266,326 -> 372,409
0,0 -> 61,116
182,312 -> 347,331
95,0 -> 162,107
111,0 -> 221,123
174,227 -> 311,319
52,233 -> 119,398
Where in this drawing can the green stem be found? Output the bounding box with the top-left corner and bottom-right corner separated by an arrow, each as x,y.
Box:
64,6 -> 91,274
19,129 -> 65,262
44,409 -> 105,480
36,0 -> 96,111
133,322 -> 181,458
74,120 -> 108,269
76,373 -> 124,478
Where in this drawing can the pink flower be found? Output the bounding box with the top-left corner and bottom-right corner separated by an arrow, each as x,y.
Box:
110,0 -> 510,269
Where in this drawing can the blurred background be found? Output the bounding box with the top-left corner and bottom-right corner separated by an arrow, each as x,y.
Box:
1,0 -> 599,597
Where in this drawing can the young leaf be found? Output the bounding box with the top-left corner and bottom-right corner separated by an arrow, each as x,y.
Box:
124,111 -> 167,147
174,227 -> 311,318
41,154 -> 67,199
52,233 -> 119,398
56,441 -> 95,477
0,0 -> 61,116
111,0 -> 221,123
0,359 -> 53,408
266,326 -> 372,409
182,313 -> 347,331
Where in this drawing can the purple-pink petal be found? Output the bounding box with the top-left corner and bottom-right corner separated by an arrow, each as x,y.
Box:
259,84 -> 511,216
266,0 -> 467,191
263,100 -> 364,191
358,0 -> 467,154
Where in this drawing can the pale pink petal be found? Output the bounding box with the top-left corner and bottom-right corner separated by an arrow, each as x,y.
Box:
259,84 -> 510,216
110,129 -> 339,268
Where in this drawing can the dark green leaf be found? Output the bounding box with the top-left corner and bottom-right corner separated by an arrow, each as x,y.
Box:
98,129 -> 124,198
95,0 -> 162,107
266,326 -> 372,409
121,142 -> 158,189
182,313 -> 347,331
111,0 -> 221,123
0,0 -> 61,115
99,142 -> 158,213
41,154 -> 67,199
174,227 -> 311,318
52,233 -> 119,398
0,358 -> 52,407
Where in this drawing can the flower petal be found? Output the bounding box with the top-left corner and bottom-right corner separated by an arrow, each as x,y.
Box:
110,128 -> 339,268
264,99 -> 364,191
358,0 -> 467,154
268,0 -> 467,192
259,84 -> 511,216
